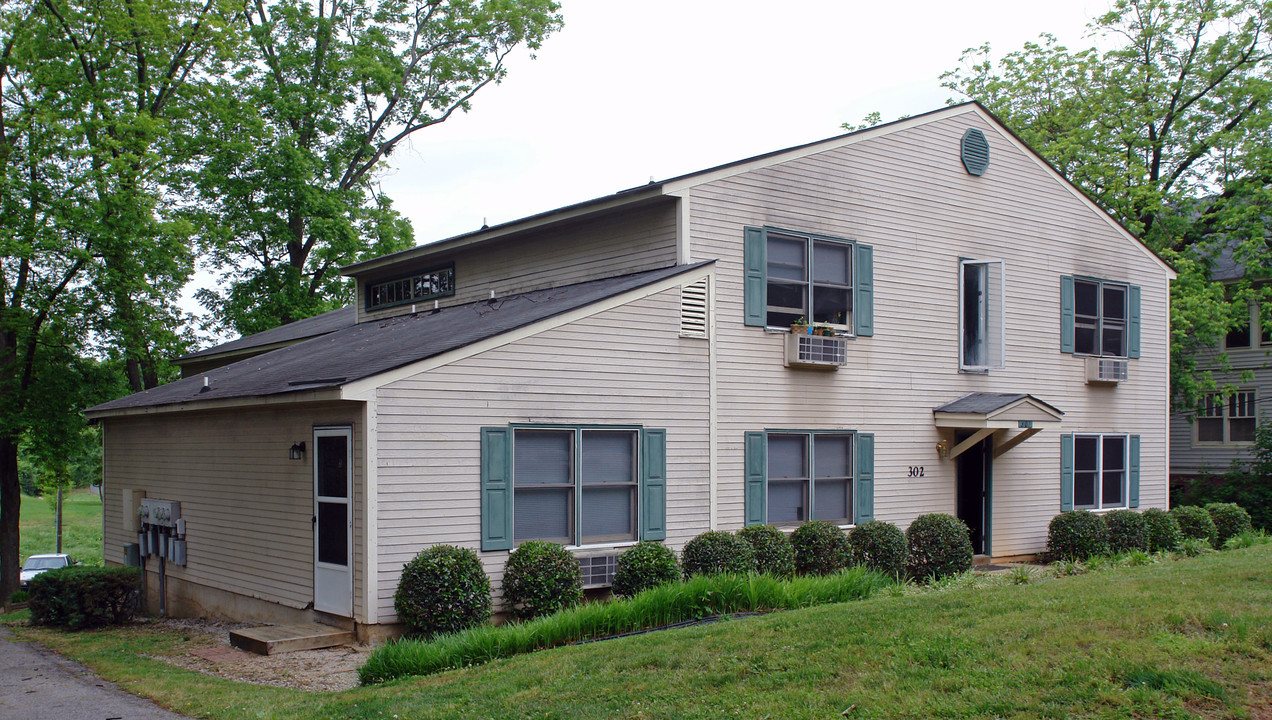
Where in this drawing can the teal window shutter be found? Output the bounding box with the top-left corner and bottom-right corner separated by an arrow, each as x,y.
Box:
1128,435 -> 1141,508
855,244 -> 874,336
1128,285 -> 1141,359
744,431 -> 767,525
480,427 -> 513,551
743,227 -> 766,327
1059,433 -> 1074,512
1060,276 -> 1075,353
640,429 -> 667,541
855,433 -> 875,523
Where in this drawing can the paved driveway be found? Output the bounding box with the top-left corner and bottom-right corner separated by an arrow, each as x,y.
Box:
0,627 -> 191,720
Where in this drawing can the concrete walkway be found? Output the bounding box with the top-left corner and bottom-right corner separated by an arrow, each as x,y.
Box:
0,627 -> 191,720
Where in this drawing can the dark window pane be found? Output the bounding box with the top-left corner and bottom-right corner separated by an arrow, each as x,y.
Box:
812,242 -> 850,285
1230,418 -> 1256,442
1073,473 -> 1098,508
1074,437 -> 1099,473
1226,324 -> 1251,349
767,235 -> 807,281
515,430 -> 571,485
316,435 -> 348,498
1075,325 -> 1097,355
1102,471 -> 1124,507
1197,418 -> 1224,442
582,431 -> 635,484
964,263 -> 987,365
1103,286 -> 1126,320
1102,324 -> 1125,357
317,502 -> 348,565
768,479 -> 807,523
1075,280 -> 1098,317
813,435 -> 851,478
1102,437 -> 1125,472
514,487 -> 572,543
813,478 -> 851,524
582,486 -> 635,543
768,435 -> 807,479
812,286 -> 851,325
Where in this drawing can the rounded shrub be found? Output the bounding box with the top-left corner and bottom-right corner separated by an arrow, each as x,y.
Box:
847,520 -> 908,579
1204,502 -> 1253,547
394,544 -> 491,637
1103,509 -> 1149,554
1170,505 -> 1219,548
611,542 -> 680,598
681,530 -> 756,577
736,525 -> 796,578
1046,510 -> 1109,560
1142,507 -> 1183,552
791,520 -> 852,576
501,541 -> 582,621
906,513 -> 973,582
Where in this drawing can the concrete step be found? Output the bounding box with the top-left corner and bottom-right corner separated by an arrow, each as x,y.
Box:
229,622 -> 355,655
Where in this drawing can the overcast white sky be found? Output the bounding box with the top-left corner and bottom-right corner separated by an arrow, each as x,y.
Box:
376,0 -> 1111,246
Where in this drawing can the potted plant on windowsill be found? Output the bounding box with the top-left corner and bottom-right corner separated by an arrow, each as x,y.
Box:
812,324 -> 836,337
790,317 -> 809,335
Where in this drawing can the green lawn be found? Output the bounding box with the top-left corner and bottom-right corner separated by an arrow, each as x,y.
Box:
19,488 -> 103,566
11,542 -> 1272,719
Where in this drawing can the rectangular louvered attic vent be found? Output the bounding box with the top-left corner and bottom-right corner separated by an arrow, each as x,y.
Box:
680,278 -> 708,337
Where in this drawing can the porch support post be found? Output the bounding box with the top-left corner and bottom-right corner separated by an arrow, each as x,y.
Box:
948,428 -> 996,459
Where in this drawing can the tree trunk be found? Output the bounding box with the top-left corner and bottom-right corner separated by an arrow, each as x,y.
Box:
0,434 -> 20,601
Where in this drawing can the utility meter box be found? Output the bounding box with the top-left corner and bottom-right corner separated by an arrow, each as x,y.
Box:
139,499 -> 181,528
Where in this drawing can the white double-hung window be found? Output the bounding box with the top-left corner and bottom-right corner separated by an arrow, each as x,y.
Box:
959,259 -> 1005,370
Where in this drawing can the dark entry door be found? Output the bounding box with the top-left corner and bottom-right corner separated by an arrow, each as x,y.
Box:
955,433 -> 991,555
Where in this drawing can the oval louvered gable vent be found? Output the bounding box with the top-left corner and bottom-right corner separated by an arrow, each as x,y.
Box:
961,128 -> 990,176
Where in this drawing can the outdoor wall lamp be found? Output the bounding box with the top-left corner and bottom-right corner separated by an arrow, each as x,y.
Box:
289,441 -> 306,460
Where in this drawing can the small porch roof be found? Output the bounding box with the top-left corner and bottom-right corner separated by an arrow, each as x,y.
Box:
933,392 -> 1063,430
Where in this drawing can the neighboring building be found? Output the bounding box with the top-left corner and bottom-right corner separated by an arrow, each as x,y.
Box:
87,103 -> 1175,637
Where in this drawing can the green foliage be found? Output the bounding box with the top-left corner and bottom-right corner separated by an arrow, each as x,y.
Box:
1204,502 -> 1253,547
1179,537 -> 1211,557
360,567 -> 892,684
1008,565 -> 1035,585
735,525 -> 795,578
1123,550 -> 1154,567
1171,505 -> 1219,548
847,520 -> 908,579
8,589 -> 29,604
28,566 -> 141,630
906,514 -> 974,582
1176,422 -> 1272,531
681,531 -> 756,578
1225,531 -> 1259,550
1143,507 -> 1184,552
1104,510 -> 1149,554
501,541 -> 581,622
943,0 -> 1272,410
611,542 -> 680,598
790,521 -> 851,576
1048,510 -> 1110,561
394,545 -> 490,637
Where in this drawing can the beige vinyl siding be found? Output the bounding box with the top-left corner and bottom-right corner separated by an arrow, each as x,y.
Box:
689,107 -> 1171,557
359,201 -> 679,323
373,287 -> 709,621
1169,342 -> 1270,475
101,402 -> 367,619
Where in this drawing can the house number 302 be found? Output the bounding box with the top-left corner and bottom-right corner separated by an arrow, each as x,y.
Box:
907,466 -> 925,478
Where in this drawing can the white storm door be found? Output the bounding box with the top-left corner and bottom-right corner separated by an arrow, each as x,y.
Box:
314,427 -> 353,616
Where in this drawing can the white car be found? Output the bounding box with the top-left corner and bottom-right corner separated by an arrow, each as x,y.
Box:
20,553 -> 74,588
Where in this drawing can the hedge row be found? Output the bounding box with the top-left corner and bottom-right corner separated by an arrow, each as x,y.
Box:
1047,503 -> 1254,560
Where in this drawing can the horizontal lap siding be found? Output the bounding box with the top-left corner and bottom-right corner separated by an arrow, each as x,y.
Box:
101,403 -> 366,616
374,288 -> 710,620
1168,344 -> 1269,475
362,202 -> 679,322
691,109 -> 1171,557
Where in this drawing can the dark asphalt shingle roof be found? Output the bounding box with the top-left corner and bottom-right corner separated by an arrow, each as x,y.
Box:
178,305 -> 357,361
934,392 -> 1063,416
89,263 -> 708,415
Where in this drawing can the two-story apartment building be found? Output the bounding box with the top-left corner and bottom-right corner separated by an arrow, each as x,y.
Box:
87,103 -> 1175,636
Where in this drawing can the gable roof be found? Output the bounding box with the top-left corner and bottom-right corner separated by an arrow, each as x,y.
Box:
88,263 -> 709,418
341,102 -> 1174,279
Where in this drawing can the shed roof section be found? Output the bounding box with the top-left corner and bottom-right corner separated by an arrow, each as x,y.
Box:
177,305 -> 357,363
89,263 -> 708,416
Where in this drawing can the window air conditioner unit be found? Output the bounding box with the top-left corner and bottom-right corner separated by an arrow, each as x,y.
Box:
785,334 -> 847,370
1086,356 -> 1128,384
577,554 -> 618,588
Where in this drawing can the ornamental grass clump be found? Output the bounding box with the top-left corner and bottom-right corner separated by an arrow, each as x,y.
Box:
1204,502 -> 1252,547
906,513 -> 973,582
1046,510 -> 1109,561
1142,507 -> 1182,552
791,520 -> 851,576
1170,505 -> 1219,549
501,541 -> 582,621
611,542 -> 680,598
1103,509 -> 1149,554
847,520 -> 908,579
736,524 -> 796,578
394,545 -> 490,637
681,530 -> 756,577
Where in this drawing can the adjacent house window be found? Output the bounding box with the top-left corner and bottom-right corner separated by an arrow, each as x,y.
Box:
1197,391 -> 1257,444
366,264 -> 455,310
479,426 -> 666,551
743,226 -> 873,336
1225,322 -> 1252,350
744,430 -> 874,527
960,259 -> 1005,370
1060,276 -> 1140,358
1060,433 -> 1140,511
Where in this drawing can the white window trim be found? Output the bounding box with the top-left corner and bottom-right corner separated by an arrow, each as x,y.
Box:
1073,278 -> 1130,359
1072,433 -> 1128,511
763,228 -> 856,336
765,430 -> 855,527
1194,390 -> 1257,446
959,258 -> 1006,372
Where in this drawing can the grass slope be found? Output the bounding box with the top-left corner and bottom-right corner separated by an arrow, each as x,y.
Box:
12,543 -> 1272,719
19,488 -> 103,566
